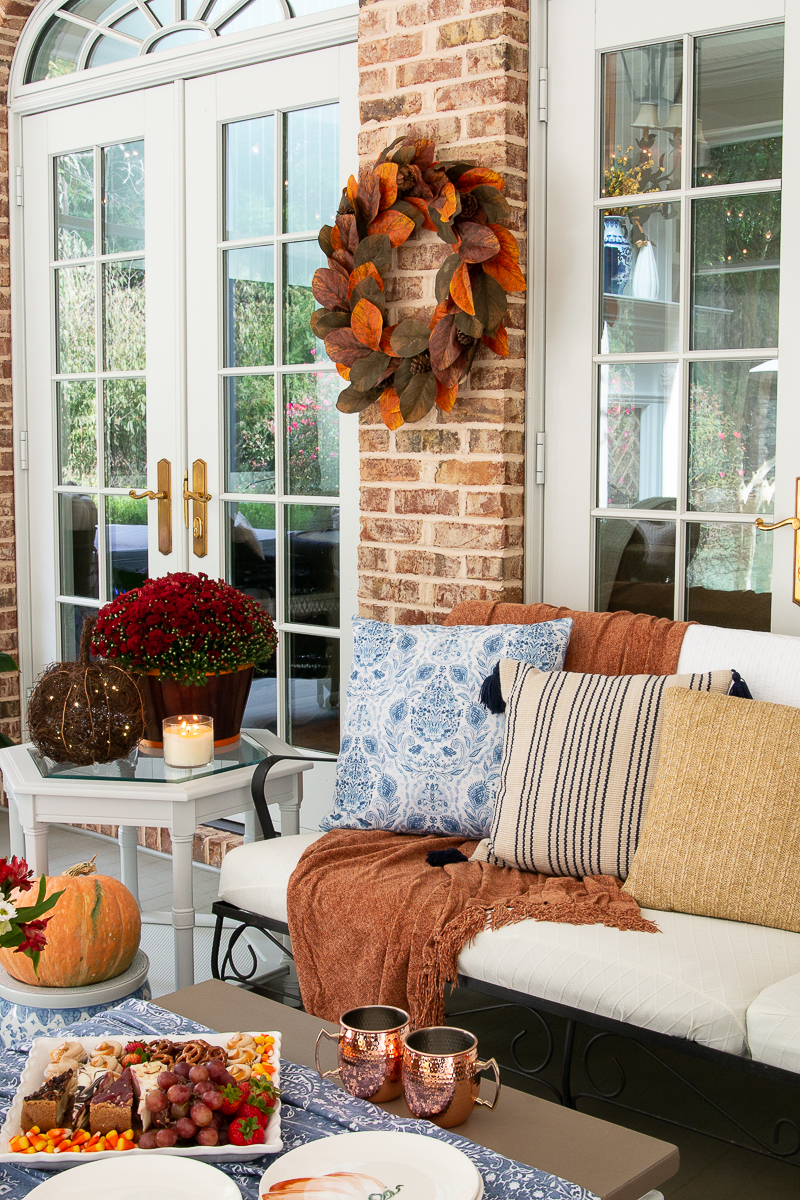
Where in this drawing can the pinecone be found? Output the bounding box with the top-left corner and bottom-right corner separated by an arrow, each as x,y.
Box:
410,352 -> 431,374
396,165 -> 415,194
459,191 -> 480,219
455,328 -> 476,346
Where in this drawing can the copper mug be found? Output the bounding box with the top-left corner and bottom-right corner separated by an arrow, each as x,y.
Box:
315,1005 -> 411,1102
402,1026 -> 501,1128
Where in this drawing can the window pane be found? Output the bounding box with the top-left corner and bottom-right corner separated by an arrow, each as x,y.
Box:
59,492 -> 99,599
103,141 -> 145,254
688,360 -> 776,515
106,495 -> 148,598
226,501 -> 276,619
601,206 -> 680,353
284,105 -> 339,234
59,381 -> 96,487
112,8 -> 153,37
225,116 -> 275,241
284,241 -> 328,364
27,18 -> 83,83
598,363 -> 678,509
104,378 -> 147,488
217,0 -> 285,35
56,152 -> 94,261
694,25 -> 784,187
224,247 -> 274,367
285,631 -> 340,753
103,260 -> 145,370
595,516 -> 675,618
149,28 -> 208,50
601,42 -> 683,198
57,265 -> 95,374
241,669 -> 278,736
284,372 -> 340,497
286,503 -> 339,627
686,522 -> 772,630
60,602 -> 98,661
88,36 -> 140,69
691,192 -> 780,351
226,375 -> 275,494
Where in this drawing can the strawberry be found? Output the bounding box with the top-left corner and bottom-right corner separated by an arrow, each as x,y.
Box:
249,1075 -> 279,1104
219,1081 -> 247,1116
121,1041 -> 150,1066
239,1090 -> 273,1126
228,1115 -> 265,1146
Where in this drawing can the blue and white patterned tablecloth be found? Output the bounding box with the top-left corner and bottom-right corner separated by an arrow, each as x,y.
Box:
0,1000 -> 599,1200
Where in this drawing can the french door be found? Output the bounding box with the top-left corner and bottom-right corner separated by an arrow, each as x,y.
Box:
543,0 -> 800,637
21,45 -> 358,776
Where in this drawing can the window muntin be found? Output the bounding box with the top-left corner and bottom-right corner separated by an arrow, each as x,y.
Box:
595,24 -> 782,631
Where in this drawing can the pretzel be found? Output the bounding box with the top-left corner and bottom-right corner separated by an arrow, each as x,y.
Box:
146,1039 -> 178,1067
174,1039 -> 226,1064
228,1062 -> 252,1082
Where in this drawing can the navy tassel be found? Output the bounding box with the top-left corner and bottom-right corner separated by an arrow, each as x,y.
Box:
479,663 -> 506,714
729,670 -> 753,699
426,848 -> 469,866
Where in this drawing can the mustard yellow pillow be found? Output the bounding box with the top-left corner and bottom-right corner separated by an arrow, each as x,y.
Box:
623,688 -> 800,932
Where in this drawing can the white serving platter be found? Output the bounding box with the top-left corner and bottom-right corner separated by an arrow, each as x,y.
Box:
26,1154 -> 243,1198
0,1031 -> 281,1169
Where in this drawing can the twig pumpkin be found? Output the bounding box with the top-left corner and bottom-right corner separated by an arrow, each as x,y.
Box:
27,619 -> 145,765
0,856 -> 141,988
312,135 -> 526,430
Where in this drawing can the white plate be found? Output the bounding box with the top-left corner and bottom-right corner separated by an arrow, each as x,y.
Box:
25,1153 -> 242,1198
259,1130 -> 482,1200
0,1031 -> 281,1169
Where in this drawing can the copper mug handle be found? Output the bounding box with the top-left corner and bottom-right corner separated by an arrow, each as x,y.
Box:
314,1028 -> 341,1082
474,1057 -> 501,1109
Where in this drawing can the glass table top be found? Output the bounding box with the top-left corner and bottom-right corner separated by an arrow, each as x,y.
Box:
30,733 -> 272,784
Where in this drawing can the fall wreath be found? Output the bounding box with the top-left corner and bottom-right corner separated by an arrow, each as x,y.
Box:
311,135 -> 526,430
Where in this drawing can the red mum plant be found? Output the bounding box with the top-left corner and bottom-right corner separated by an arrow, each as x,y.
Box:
91,572 -> 278,687
311,135 -> 526,430
0,857 -> 62,973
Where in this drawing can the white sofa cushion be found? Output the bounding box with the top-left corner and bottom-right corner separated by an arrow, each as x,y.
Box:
218,832 -> 324,925
677,624 -> 800,707
218,833 -> 800,1057
746,973 -> 800,1072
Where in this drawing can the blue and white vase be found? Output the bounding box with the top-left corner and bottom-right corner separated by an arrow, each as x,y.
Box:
603,216 -> 633,295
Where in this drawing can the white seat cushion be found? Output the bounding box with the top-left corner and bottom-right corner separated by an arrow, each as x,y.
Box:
218,833 -> 323,924
458,910 -> 800,1056
747,973 -> 800,1072
677,624 -> 800,707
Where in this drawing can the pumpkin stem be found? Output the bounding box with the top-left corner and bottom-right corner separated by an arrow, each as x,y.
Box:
78,617 -> 97,667
64,854 -> 98,877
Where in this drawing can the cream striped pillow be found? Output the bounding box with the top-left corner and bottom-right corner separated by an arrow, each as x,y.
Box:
471,662 -> 734,879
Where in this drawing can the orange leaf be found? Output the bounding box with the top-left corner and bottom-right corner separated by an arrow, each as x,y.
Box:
435,378 -> 458,412
405,197 -> 437,232
330,225 -> 342,251
440,182 -> 458,223
429,299 -> 453,330
346,174 -> 359,210
450,260 -> 475,316
368,209 -> 415,248
351,298 -> 383,351
481,323 -> 509,356
380,386 -> 404,431
490,223 -> 520,263
374,162 -> 398,210
348,262 -> 384,300
483,253 -> 526,293
380,323 -> 398,354
458,167 -> 505,193
336,362 -> 351,380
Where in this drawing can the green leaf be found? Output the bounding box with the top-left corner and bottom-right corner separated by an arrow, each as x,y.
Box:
0,733 -> 15,749
471,185 -> 511,224
428,206 -> 459,245
16,885 -> 63,923
317,225 -> 335,257
391,200 -> 425,230
309,310 -> 350,339
336,385 -> 381,414
441,160 -> 476,183
353,234 -> 392,276
0,654 -> 18,673
349,277 -> 387,317
472,270 -> 508,334
455,310 -> 484,339
390,320 -> 431,358
399,372 -> 437,422
435,255 -> 462,305
350,350 -> 391,392
393,358 -> 413,396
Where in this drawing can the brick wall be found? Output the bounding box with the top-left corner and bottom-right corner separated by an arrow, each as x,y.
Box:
357,0 -> 529,625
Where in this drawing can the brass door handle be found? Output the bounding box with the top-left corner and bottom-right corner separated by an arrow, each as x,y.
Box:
184,461 -> 210,557
182,482 -> 212,504
754,516 -> 800,532
129,459 -> 172,555
754,477 -> 800,606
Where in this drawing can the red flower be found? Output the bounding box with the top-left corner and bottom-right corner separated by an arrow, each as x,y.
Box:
15,918 -> 50,955
0,856 -> 34,894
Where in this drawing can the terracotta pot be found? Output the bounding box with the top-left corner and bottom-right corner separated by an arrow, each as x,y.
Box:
137,664 -> 254,748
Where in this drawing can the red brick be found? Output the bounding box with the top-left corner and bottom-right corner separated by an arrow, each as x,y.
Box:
466,553 -> 523,581
358,545 -> 389,571
358,602 -> 390,622
361,486 -> 392,511
394,549 -> 460,577
396,2 -> 427,25
359,4 -> 388,34
467,108 -> 527,139
435,459 -> 505,485
361,517 -> 422,544
437,13 -> 528,49
361,93 -> 423,124
467,42 -> 527,74
384,273 -> 425,303
361,457 -> 421,482
395,428 -> 460,455
427,0 -> 463,17
360,67 -> 392,96
396,240 -> 451,272
359,428 -> 390,453
395,488 -> 458,515
397,56 -> 462,87
465,489 -> 523,517
433,522 -> 509,550
395,608 -> 429,625
359,33 -> 423,67
436,76 -> 527,112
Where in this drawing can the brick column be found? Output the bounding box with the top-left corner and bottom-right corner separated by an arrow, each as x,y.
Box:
357,0 -> 528,624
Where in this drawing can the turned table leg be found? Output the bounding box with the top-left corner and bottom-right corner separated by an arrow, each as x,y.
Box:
118,825 -> 140,905
171,823 -> 196,990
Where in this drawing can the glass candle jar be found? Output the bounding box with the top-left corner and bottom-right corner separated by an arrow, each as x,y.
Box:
162,715 -> 214,767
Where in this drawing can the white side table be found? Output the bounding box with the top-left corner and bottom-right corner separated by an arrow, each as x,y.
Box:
0,731 -> 312,992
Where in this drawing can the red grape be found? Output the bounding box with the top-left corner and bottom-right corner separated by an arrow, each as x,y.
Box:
137,1131 -> 159,1149
173,1062 -> 192,1078
156,1128 -> 178,1148
193,1079 -> 212,1095
170,1102 -> 190,1119
158,1071 -> 179,1090
175,1117 -> 197,1140
217,1128 -> 229,1146
218,1070 -> 235,1087
167,1084 -> 191,1105
190,1102 -> 213,1127
188,1065 -> 209,1083
203,1089 -> 223,1111
205,1061 -> 227,1081
196,1127 -> 218,1147
145,1090 -> 168,1113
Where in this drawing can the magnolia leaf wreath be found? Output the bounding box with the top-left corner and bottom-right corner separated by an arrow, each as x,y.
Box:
310,135 -> 526,430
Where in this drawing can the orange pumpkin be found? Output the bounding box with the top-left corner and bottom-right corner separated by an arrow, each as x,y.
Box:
0,857 -> 141,988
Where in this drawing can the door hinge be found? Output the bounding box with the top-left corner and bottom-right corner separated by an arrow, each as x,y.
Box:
535,431 -> 545,485
19,431 -> 28,471
15,167 -> 22,207
538,68 -> 548,123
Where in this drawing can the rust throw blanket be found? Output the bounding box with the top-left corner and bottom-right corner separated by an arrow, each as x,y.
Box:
288,605 -> 689,1025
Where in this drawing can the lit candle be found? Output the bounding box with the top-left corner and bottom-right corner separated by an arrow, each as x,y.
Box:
162,715 -> 214,768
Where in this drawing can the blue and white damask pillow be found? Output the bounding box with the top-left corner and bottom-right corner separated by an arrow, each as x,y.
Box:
321,617 -> 573,839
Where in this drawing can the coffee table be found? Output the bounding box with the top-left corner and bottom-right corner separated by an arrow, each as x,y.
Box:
159,979 -> 679,1200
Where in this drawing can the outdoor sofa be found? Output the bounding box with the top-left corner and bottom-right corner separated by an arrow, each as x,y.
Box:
212,607 -> 800,1162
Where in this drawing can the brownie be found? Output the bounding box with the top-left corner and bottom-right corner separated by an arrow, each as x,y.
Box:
21,1069 -> 74,1133
90,1066 -> 135,1135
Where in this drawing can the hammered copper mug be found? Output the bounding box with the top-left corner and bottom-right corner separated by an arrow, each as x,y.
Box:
402,1026 -> 501,1128
314,1005 -> 411,1102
